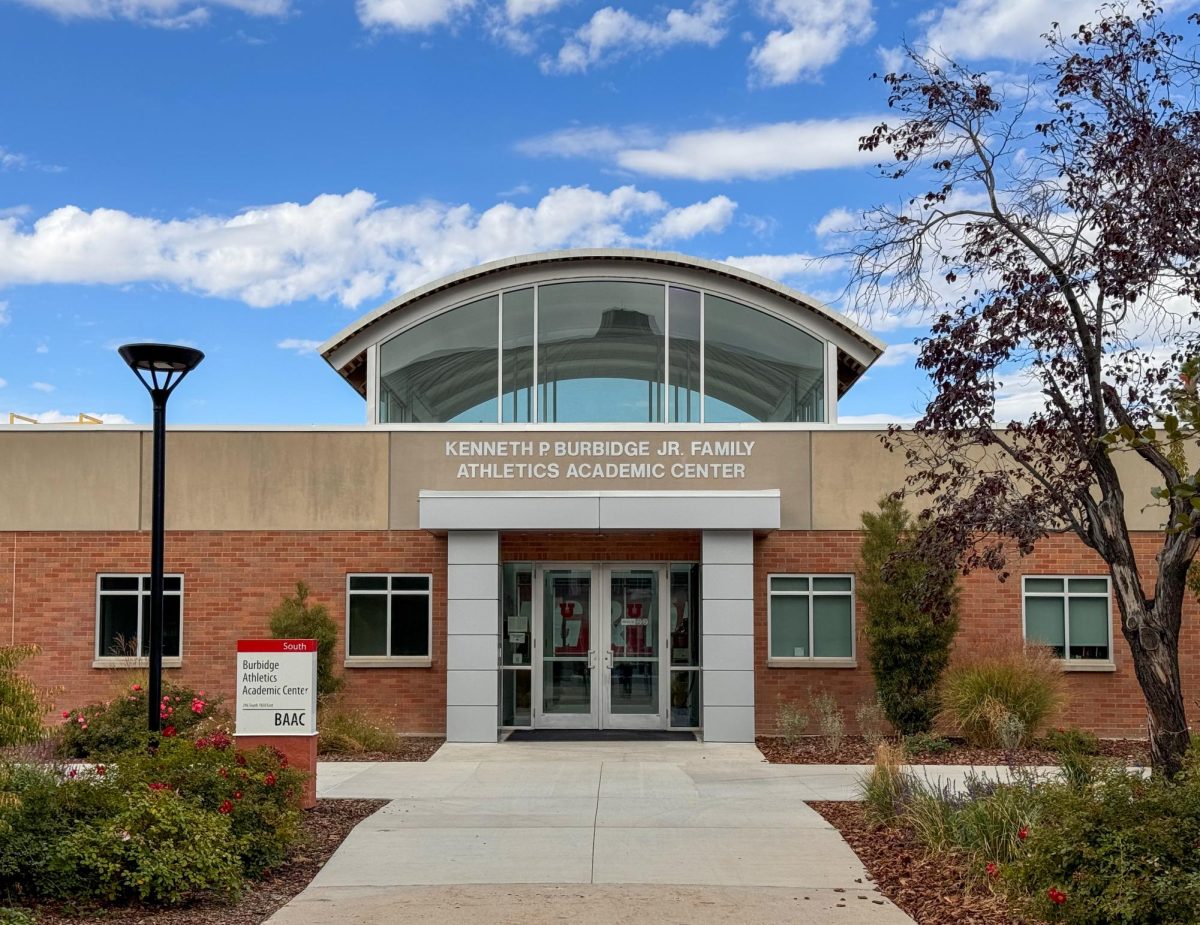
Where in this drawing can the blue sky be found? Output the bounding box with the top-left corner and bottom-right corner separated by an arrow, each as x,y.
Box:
0,0 -> 1151,424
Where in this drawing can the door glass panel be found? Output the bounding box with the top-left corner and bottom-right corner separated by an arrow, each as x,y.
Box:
502,564 -> 533,666
501,669 -> 532,726
542,569 -> 592,715
670,670 -> 700,727
609,570 -> 659,715
669,564 -> 700,667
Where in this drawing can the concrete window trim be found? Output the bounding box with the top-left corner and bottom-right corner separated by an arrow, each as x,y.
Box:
94,572 -> 184,664
343,656 -> 433,669
766,657 -> 858,669
345,573 -> 434,660
766,573 -> 856,662
1060,660 -> 1117,673
92,657 -> 183,670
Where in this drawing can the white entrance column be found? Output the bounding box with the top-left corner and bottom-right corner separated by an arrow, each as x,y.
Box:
701,530 -> 756,742
445,531 -> 499,743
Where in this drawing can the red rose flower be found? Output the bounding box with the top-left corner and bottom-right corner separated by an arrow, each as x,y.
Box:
61,710 -> 70,719
96,765 -> 105,776
234,790 -> 242,800
219,800 -> 233,814
264,772 -> 277,787
149,782 -> 167,791
1018,826 -> 1029,841
1048,887 -> 1067,905
986,863 -> 999,879
162,725 -> 176,737
235,753 -> 246,767
219,767 -> 228,778
131,683 -> 142,692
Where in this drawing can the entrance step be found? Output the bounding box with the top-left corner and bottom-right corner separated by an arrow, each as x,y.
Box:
503,729 -> 699,742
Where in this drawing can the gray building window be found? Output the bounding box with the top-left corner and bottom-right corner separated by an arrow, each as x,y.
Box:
768,575 -> 854,661
95,574 -> 183,661
346,575 -> 432,659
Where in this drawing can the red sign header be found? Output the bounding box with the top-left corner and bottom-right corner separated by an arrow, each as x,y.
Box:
237,638 -> 317,653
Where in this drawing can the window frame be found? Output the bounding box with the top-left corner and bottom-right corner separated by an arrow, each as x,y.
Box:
766,573 -> 856,668
93,573 -> 185,669
1021,574 -> 1115,671
344,572 -> 434,668
375,276 -> 831,426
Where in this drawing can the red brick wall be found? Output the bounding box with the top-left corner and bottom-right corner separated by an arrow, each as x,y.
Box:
756,531 -> 1199,738
2,528 -> 1194,740
2,531 -> 447,733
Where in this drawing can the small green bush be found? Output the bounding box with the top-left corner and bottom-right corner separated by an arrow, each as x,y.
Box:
270,582 -> 341,701
1002,766 -> 1200,924
859,497 -> 960,735
1043,726 -> 1100,756
0,908 -> 35,925
58,788 -> 242,904
57,681 -> 222,759
940,646 -> 1065,747
318,706 -> 400,756
861,742 -> 909,824
0,647 -> 46,748
902,732 -> 953,756
775,700 -> 809,746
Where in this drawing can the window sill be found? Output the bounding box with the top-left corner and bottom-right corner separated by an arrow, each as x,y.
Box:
1061,660 -> 1116,673
93,657 -> 182,670
767,657 -> 857,669
343,657 -> 432,669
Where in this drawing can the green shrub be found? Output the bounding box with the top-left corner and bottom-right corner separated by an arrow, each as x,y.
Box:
0,908 -> 35,925
57,681 -> 223,759
775,700 -> 809,746
859,497 -> 960,735
318,706 -> 401,756
940,646 -> 1065,747
0,647 -> 46,748
270,582 -> 341,701
810,689 -> 846,751
1044,726 -> 1100,756
903,732 -> 953,756
1002,766 -> 1200,924
59,788 -> 242,904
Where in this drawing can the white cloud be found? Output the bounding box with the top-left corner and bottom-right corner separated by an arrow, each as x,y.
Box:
917,0 -> 1104,61
13,0 -> 287,26
0,378 -> 7,388
31,382 -> 55,393
517,125 -> 655,159
0,145 -> 63,174
616,117 -> 881,180
5,410 -> 133,424
873,341 -> 921,368
35,343 -> 49,354
357,0 -> 473,30
646,195 -> 735,243
505,0 -> 567,21
838,412 -> 919,425
815,207 -> 858,239
723,252 -> 840,283
749,0 -> 874,85
544,0 -> 728,74
0,185 -> 736,309
277,338 -> 323,354
0,300 -> 8,325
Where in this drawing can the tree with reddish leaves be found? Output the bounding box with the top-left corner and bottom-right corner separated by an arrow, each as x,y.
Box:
848,1 -> 1200,776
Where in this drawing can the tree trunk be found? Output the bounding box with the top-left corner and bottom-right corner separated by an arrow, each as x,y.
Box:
1109,554 -> 1191,777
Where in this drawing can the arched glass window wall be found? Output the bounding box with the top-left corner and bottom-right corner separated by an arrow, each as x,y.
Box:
377,280 -> 826,423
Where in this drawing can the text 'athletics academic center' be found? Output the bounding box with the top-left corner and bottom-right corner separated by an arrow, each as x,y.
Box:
2,250 -> 1194,741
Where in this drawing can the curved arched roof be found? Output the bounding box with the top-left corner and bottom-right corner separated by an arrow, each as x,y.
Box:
320,248 -> 886,398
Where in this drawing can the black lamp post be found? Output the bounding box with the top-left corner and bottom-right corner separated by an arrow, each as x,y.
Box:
118,343 -> 204,733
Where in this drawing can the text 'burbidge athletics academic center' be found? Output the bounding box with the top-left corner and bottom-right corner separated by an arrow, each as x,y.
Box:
2,249 -> 1193,741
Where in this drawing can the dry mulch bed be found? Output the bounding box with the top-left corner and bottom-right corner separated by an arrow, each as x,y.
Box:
318,735 -> 444,762
758,735 -> 1149,766
16,798 -> 387,925
812,801 -> 1033,925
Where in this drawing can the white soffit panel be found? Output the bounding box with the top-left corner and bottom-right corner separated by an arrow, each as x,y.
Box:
419,490 -> 780,532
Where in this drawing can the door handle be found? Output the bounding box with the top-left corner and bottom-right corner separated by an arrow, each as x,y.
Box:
588,649 -> 596,671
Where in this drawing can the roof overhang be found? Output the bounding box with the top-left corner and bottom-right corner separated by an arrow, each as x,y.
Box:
320,248 -> 886,399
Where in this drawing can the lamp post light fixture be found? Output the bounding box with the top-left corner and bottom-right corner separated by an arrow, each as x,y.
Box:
118,343 -> 204,733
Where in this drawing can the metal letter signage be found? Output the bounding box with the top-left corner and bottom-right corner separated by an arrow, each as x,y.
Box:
235,639 -> 318,737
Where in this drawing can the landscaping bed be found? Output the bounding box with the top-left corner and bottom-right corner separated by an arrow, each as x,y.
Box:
812,800 -> 1030,925
13,798 -> 386,925
757,735 -> 1149,766
318,735 -> 443,763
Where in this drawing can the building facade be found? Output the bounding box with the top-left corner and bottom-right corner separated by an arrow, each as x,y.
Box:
1,250 -> 1194,741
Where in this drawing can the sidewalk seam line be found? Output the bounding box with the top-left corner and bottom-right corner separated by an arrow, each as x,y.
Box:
590,762 -> 602,884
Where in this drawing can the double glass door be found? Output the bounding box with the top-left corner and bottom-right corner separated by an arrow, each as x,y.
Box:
535,564 -> 666,730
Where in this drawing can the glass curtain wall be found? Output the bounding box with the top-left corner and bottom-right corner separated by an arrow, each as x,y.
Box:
377,282 -> 826,423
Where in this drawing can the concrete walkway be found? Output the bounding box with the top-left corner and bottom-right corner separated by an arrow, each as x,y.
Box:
267,741 -> 921,924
